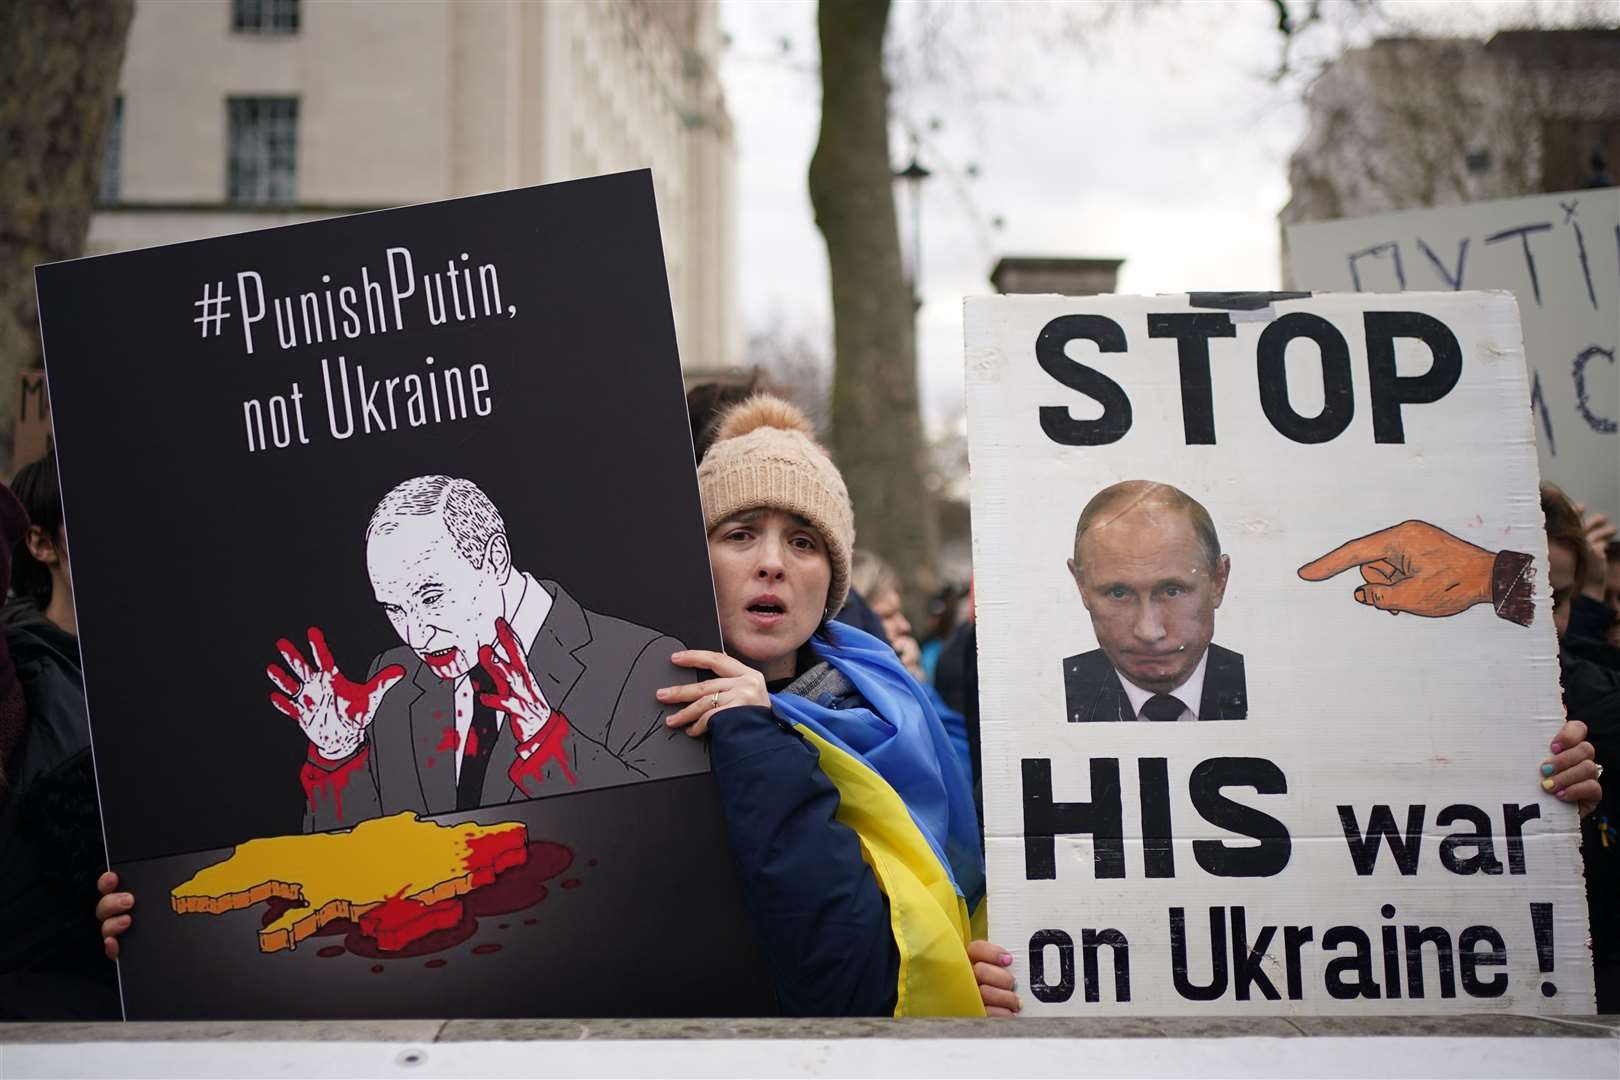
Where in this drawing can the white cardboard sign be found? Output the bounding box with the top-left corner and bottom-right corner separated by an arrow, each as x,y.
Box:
965,291 -> 1592,1015
1287,190 -> 1619,523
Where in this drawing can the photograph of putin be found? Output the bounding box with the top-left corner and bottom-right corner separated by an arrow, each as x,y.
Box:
1063,480 -> 1247,722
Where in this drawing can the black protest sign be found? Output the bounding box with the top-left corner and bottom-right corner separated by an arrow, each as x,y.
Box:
35,172 -> 771,1019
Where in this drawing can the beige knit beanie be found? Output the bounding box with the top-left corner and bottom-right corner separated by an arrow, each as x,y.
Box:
697,394 -> 855,617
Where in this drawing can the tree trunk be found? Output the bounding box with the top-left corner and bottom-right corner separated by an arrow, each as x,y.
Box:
0,0 -> 133,473
809,0 -> 940,609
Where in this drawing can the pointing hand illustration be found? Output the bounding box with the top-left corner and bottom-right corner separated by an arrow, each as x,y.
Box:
1297,520 -> 1506,619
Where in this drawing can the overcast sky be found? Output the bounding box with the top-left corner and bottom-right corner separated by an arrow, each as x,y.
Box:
713,0 -> 1596,433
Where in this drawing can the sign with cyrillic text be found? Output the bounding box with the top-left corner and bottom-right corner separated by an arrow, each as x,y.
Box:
1288,189 -> 1619,523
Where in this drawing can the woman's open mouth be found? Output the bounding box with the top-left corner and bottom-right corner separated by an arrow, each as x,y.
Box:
744,595 -> 788,629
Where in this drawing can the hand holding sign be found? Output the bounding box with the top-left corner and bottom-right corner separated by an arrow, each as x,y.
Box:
1298,520 -> 1501,618
267,627 -> 405,759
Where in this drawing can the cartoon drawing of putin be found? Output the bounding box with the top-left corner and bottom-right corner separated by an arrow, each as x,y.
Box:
1063,479 -> 1247,723
266,475 -> 703,831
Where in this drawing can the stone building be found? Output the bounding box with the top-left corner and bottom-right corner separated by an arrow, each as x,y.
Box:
90,0 -> 738,370
1279,28 -> 1620,269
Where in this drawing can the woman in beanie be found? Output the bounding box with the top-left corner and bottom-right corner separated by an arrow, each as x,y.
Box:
656,395 -> 1014,1016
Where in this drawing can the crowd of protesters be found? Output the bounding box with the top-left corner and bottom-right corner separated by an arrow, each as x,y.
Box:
1540,482 -> 1620,1011
0,389 -> 1609,1018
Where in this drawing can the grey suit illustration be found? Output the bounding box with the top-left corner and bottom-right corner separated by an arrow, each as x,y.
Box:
267,475 -> 706,833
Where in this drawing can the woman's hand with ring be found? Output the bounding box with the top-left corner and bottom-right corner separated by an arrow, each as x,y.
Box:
657,650 -> 771,737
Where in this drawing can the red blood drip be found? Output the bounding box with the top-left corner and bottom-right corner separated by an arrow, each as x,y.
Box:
342,912 -> 476,959
462,828 -> 529,887
508,712 -> 578,792
471,943 -> 503,955
561,878 -> 582,890
260,896 -> 309,928
433,710 -> 444,721
424,959 -> 447,969
302,695 -> 316,710
463,841 -> 574,917
463,724 -> 479,759
246,840 -> 580,964
436,727 -> 460,752
298,746 -> 370,823
357,886 -> 464,952
425,757 -> 435,768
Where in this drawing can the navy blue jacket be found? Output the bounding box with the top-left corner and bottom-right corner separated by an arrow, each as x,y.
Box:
709,662 -> 900,1017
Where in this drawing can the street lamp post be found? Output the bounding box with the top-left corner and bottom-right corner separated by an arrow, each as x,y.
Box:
894,142 -> 930,311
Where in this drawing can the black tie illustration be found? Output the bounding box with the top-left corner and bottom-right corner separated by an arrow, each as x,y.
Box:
457,665 -> 501,810
1140,694 -> 1184,722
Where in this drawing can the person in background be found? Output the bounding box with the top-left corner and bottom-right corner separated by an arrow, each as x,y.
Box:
1568,502 -> 1619,653
851,550 -> 924,680
851,550 -> 974,793
918,583 -> 962,686
1608,541 -> 1620,650
1,455 -> 119,1020
933,579 -> 982,829
1541,482 -> 1617,1012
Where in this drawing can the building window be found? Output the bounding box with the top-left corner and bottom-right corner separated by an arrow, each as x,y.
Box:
232,0 -> 299,33
227,97 -> 298,204
98,96 -> 123,204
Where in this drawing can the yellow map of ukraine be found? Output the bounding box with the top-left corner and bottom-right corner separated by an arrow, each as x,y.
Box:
170,812 -> 529,953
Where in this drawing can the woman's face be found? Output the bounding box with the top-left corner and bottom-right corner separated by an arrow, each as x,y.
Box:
708,508 -> 831,680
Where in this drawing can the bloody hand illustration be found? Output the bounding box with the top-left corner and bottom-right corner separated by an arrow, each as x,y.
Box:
1297,520 -> 1499,618
268,627 -> 406,759
478,616 -> 553,743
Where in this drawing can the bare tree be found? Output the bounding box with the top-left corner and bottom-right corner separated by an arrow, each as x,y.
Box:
0,0 -> 132,473
809,0 -> 940,604
744,314 -> 833,436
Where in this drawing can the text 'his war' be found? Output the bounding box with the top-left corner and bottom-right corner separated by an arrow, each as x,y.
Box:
1022,756 -> 1545,881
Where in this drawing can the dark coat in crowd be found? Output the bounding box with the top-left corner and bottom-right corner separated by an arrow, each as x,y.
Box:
0,602 -> 119,1020
1558,644 -> 1620,1015
709,651 -> 900,1016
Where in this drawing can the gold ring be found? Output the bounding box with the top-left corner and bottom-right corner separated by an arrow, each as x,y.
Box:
712,692 -> 721,709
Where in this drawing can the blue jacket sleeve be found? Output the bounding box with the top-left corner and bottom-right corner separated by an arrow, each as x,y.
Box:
709,704 -> 900,1017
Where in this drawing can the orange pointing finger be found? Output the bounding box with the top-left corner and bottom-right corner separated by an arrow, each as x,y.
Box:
1298,529 -> 1402,580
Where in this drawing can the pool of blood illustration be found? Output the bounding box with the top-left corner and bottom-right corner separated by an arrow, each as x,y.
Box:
261,840 -> 578,965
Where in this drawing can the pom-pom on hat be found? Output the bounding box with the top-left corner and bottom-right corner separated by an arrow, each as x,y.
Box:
697,394 -> 855,617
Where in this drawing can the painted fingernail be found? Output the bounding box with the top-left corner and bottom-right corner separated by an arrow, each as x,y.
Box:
1541,778 -> 1556,792
1556,788 -> 1568,800
1541,763 -> 1555,777
1551,742 -> 1564,754
998,951 -> 1013,966
1014,995 -> 1023,1012
1009,977 -> 1019,991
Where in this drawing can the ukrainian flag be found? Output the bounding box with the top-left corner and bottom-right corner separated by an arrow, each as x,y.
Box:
770,620 -> 988,1017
